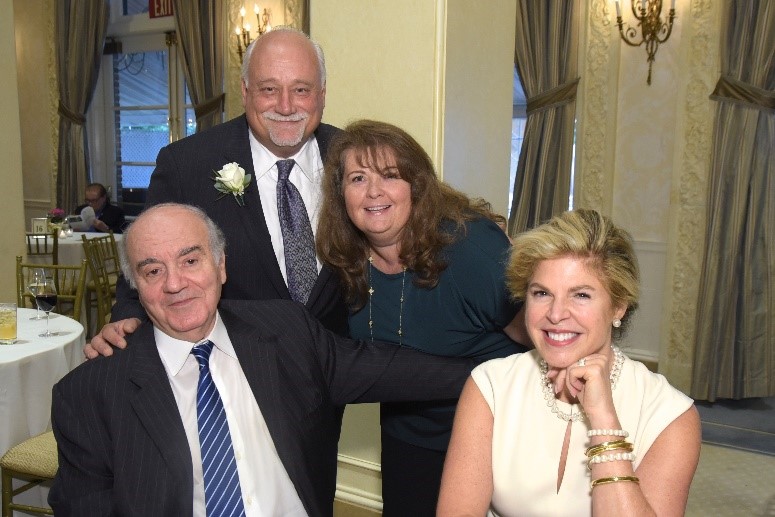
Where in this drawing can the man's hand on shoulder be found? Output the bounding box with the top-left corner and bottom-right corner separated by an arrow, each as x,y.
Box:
83,318 -> 142,359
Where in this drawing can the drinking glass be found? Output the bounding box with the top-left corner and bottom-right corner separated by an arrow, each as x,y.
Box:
0,302 -> 16,344
35,276 -> 58,338
27,268 -> 47,320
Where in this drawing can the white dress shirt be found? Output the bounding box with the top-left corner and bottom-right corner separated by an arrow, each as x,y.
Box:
249,131 -> 324,284
155,313 -> 307,516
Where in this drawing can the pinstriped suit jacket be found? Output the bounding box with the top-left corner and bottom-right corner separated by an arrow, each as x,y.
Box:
50,299 -> 472,516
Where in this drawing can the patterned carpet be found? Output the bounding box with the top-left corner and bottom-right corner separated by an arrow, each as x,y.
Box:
695,396 -> 775,456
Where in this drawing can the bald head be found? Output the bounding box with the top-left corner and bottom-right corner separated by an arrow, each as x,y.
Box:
119,203 -> 227,342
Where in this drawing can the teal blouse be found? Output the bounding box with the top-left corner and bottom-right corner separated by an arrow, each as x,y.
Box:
348,217 -> 526,451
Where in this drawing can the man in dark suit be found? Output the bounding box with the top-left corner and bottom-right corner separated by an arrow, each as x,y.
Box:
50,204 -> 470,516
86,26 -> 346,356
74,182 -> 126,234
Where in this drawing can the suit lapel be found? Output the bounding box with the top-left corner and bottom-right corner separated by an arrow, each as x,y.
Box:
128,325 -> 194,494
220,308 -> 306,495
224,115 -> 289,297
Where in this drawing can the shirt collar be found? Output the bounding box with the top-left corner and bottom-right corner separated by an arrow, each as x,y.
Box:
249,130 -> 319,183
155,311 -> 237,377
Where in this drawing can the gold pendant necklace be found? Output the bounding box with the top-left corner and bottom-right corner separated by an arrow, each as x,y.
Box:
367,255 -> 407,344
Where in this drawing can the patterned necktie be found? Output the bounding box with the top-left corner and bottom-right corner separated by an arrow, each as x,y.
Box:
276,159 -> 318,304
191,341 -> 246,517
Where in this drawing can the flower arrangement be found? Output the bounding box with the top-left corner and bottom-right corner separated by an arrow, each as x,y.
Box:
47,208 -> 65,223
214,162 -> 251,206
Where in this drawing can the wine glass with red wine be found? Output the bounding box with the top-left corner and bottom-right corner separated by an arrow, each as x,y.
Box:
35,276 -> 58,338
26,268 -> 47,320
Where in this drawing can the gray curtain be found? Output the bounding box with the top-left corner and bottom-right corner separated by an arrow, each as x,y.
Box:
508,0 -> 580,235
55,1 -> 109,213
173,0 -> 225,132
691,1 -> 775,401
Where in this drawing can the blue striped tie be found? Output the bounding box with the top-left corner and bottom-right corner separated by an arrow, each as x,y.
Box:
191,341 -> 246,517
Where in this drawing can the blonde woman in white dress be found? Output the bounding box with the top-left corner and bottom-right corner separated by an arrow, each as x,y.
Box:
438,209 -> 701,516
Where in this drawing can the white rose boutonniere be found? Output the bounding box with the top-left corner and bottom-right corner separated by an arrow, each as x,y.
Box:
214,162 -> 251,206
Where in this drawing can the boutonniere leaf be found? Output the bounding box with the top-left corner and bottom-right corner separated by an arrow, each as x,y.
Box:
213,162 -> 251,206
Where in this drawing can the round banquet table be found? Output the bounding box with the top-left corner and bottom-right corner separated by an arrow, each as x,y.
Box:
26,230 -> 124,266
0,307 -> 85,512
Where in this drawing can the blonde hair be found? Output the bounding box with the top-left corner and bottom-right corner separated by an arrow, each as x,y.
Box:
507,209 -> 640,336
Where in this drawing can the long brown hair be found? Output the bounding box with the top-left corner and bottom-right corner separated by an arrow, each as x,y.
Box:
317,119 -> 504,309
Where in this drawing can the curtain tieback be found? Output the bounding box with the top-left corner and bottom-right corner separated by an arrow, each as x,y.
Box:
57,102 -> 86,125
194,93 -> 225,119
710,76 -> 775,114
526,77 -> 580,116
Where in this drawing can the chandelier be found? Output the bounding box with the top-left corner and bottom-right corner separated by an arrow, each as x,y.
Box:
615,0 -> 676,85
235,4 -> 272,62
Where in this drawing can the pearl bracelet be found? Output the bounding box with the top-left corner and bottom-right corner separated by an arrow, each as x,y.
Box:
587,429 -> 629,438
587,451 -> 636,469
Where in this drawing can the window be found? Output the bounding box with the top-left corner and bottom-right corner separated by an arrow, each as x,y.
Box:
508,66 -> 527,216
88,1 -> 193,212
507,66 -> 576,214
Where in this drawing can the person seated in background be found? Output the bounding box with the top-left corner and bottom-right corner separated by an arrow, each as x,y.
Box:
49,203 -> 474,517
316,119 -> 529,515
74,182 -> 126,233
437,208 -> 701,517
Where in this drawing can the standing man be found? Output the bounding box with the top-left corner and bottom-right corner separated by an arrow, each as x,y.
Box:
51,204 -> 471,516
88,26 -> 345,355
74,182 -> 126,233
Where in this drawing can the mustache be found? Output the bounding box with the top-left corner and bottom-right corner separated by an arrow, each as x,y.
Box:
262,111 -> 309,122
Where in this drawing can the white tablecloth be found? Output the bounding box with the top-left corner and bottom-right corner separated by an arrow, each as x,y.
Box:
32,231 -> 125,266
0,308 -> 84,513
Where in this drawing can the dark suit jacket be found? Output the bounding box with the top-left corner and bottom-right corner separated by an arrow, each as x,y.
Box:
74,201 -> 126,234
50,300 -> 471,516
112,115 -> 348,335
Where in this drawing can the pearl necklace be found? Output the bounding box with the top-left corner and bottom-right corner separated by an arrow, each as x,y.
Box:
539,345 -> 625,422
367,255 -> 407,345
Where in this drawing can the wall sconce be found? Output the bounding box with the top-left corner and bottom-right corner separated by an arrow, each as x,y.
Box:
615,0 -> 676,85
235,4 -> 272,62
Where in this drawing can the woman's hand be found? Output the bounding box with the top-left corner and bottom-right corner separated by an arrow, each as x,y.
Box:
547,351 -> 618,426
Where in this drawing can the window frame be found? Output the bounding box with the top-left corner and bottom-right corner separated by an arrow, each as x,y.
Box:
87,9 -> 189,204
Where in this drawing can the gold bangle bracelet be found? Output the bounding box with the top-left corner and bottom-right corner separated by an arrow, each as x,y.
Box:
586,440 -> 633,457
591,476 -> 640,488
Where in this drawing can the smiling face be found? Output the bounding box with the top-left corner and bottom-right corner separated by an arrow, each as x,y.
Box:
342,148 -> 412,250
241,30 -> 326,158
126,206 -> 226,342
525,256 -> 626,368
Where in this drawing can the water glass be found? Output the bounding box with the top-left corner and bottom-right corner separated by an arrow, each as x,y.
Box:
0,302 -> 17,344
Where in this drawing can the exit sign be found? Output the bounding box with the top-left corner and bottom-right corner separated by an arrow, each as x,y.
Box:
149,0 -> 173,18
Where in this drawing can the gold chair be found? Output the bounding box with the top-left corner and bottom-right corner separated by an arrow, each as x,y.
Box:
81,233 -> 120,334
0,431 -> 57,516
15,257 -> 88,323
25,232 -> 58,265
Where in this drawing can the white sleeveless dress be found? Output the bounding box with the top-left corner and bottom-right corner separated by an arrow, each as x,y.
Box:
471,350 -> 693,517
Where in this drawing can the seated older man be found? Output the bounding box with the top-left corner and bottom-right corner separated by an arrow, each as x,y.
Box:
49,203 -> 471,517
73,182 -> 126,233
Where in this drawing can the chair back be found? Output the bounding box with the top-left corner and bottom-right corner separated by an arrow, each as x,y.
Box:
25,231 -> 59,264
15,256 -> 88,322
81,234 -> 119,328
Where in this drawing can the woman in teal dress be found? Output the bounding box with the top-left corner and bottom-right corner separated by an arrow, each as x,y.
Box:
317,119 -> 528,516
